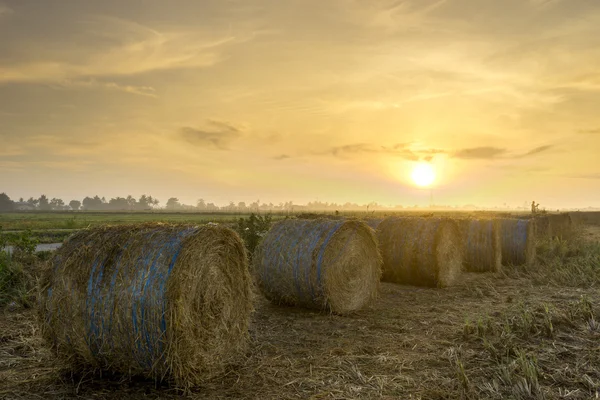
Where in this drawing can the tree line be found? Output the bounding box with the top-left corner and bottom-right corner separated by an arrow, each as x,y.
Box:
0,192 -> 397,212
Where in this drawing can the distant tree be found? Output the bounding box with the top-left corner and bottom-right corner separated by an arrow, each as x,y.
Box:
196,199 -> 206,211
137,195 -> 150,210
0,193 -> 14,211
82,197 -> 94,210
126,195 -> 137,210
82,195 -> 105,210
228,201 -> 236,212
18,197 -> 24,202
137,194 -> 159,210
50,198 -> 65,210
38,195 -> 51,211
237,201 -> 247,212
26,197 -> 39,207
108,197 -> 129,210
69,200 -> 81,211
166,197 -> 181,210
206,202 -> 218,211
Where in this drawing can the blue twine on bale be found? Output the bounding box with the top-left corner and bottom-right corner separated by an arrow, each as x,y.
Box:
262,220 -> 346,305
501,219 -> 530,264
83,227 -> 196,369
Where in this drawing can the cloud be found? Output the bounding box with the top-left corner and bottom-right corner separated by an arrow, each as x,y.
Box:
453,144 -> 553,160
518,145 -> 553,157
578,128 -> 600,134
0,16 -> 252,84
179,120 -> 242,150
0,3 -> 13,17
273,154 -> 291,160
50,79 -> 157,98
569,173 -> 600,180
454,147 -> 507,160
322,142 -> 443,161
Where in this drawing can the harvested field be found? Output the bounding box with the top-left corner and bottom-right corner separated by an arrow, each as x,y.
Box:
2,272 -> 599,399
1,218 -> 600,399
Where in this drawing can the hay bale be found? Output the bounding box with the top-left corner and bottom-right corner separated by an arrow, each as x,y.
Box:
500,219 -> 536,265
535,213 -> 574,241
551,213 -> 574,240
39,223 -> 252,390
377,217 -> 462,287
535,215 -> 552,240
458,219 -> 501,273
253,219 -> 381,314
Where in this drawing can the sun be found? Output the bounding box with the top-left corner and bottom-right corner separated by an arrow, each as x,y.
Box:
411,163 -> 435,187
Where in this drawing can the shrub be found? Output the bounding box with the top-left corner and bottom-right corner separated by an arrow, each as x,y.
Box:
235,213 -> 272,257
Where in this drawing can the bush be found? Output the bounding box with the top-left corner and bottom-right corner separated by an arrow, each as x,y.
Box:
11,229 -> 39,260
0,251 -> 30,307
0,228 -> 41,308
235,213 -> 272,258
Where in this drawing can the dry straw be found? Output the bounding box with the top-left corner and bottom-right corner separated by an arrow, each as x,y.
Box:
253,219 -> 381,314
457,219 -> 502,273
39,223 -> 252,390
500,218 -> 536,266
377,217 -> 463,287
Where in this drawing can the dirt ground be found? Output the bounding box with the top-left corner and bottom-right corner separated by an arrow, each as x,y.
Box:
1,230 -> 599,399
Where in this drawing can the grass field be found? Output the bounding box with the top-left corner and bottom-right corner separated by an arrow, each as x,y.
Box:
1,214 -> 599,399
0,210 -> 537,232
0,212 -> 269,231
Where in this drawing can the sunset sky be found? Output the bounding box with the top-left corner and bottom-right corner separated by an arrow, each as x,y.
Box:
1,0 -> 599,209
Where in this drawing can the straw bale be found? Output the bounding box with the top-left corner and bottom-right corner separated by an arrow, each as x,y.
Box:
253,219 -> 381,314
500,218 -> 536,266
535,213 -> 575,241
39,223 -> 252,390
377,217 -> 462,287
458,219 -> 501,273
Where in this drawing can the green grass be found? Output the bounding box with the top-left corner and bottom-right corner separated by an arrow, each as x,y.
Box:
0,211 -> 284,231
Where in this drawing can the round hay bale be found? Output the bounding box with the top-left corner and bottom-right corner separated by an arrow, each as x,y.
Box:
39,223 -> 252,390
552,213 -> 574,240
500,218 -> 536,266
377,217 -> 462,287
535,215 -> 552,241
458,219 -> 501,273
535,214 -> 574,241
253,219 -> 381,314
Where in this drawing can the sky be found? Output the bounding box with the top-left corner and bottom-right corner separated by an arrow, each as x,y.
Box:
0,0 -> 599,209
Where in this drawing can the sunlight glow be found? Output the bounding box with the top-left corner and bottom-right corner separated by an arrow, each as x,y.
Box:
411,163 -> 436,187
